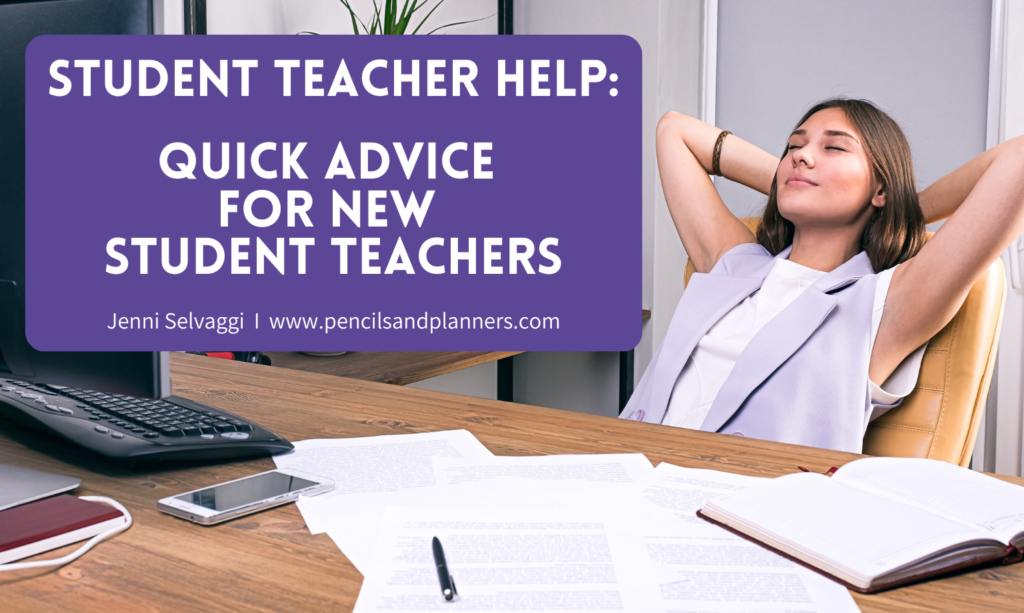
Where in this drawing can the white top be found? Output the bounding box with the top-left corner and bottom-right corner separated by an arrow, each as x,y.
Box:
663,258 -> 925,431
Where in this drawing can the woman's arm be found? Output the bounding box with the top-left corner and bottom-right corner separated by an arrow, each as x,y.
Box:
870,135 -> 1024,385
918,140 -> 1018,224
657,111 -> 780,273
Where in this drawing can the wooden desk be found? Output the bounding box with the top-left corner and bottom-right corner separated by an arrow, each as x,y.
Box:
3,352 -> 1022,612
264,351 -> 522,386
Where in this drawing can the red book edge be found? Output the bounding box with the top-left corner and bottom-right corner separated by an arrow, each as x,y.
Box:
0,495 -> 123,553
695,509 -> 1019,593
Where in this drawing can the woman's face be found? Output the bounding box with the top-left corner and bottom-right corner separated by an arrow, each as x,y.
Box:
776,107 -> 883,227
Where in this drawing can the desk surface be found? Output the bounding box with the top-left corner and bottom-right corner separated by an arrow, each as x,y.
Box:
264,350 -> 521,385
2,352 -> 1022,612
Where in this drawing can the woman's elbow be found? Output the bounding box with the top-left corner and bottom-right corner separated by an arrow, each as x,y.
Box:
656,111 -> 694,147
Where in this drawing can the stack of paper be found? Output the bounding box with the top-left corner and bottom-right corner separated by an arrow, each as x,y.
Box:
274,430 -> 861,612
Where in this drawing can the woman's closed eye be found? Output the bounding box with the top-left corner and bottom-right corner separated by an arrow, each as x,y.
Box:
787,144 -> 846,151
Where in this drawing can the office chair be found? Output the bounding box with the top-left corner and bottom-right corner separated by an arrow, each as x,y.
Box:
682,217 -> 1006,467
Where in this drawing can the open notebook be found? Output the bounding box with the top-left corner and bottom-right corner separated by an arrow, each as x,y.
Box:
697,457 -> 1024,592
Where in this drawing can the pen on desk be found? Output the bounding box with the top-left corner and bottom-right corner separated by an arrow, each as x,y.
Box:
432,536 -> 458,601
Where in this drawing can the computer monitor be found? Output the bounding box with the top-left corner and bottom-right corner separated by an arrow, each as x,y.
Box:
0,0 -> 169,398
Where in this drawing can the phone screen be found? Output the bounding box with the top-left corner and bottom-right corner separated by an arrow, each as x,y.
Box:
177,472 -> 319,511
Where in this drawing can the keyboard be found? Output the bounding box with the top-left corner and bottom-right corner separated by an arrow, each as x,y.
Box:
0,378 -> 293,463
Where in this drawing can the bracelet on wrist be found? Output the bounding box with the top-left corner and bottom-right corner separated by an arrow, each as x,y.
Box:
712,130 -> 732,177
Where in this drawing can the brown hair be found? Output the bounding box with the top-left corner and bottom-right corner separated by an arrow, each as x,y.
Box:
755,98 -> 926,272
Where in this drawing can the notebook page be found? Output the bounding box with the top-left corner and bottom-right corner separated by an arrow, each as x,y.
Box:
625,464 -> 860,612
705,472 -> 996,583
833,457 -> 1024,545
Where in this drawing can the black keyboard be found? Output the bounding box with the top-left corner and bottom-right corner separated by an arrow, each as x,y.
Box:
0,378 -> 293,463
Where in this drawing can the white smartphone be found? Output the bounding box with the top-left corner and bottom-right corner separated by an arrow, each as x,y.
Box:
157,468 -> 333,525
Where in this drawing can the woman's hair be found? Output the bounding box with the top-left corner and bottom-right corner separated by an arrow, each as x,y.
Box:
755,98 -> 926,272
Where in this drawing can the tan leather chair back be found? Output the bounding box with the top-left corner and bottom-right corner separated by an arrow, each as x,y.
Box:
681,218 -> 1006,466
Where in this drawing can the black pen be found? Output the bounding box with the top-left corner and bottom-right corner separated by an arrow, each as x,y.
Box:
432,536 -> 458,601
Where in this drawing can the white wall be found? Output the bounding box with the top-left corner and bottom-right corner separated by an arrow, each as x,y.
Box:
408,360 -> 497,399
651,0 -> 702,356
156,0 -> 495,35
154,0 -> 183,34
204,0 -> 496,35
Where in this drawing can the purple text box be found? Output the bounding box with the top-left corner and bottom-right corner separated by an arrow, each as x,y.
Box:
26,35 -> 640,351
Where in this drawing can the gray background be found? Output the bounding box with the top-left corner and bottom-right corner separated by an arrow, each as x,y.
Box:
715,0 -> 992,220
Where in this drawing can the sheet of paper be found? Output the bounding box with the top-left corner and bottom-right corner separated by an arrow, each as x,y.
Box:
322,453 -> 654,575
353,506 -> 661,612
272,430 -> 494,535
434,453 -> 654,486
705,471 -> 994,584
833,457 -> 1024,544
619,463 -> 861,612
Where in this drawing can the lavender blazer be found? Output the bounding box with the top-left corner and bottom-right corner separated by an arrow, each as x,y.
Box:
621,242 -> 895,453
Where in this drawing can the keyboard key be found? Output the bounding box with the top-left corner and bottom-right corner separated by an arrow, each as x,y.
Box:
182,426 -> 201,436
143,432 -> 159,438
132,427 -> 146,433
111,432 -> 124,439
158,426 -> 184,436
213,422 -> 236,432
234,424 -> 254,432
199,425 -> 217,434
94,426 -> 109,433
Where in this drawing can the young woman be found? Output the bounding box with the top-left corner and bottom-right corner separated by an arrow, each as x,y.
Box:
620,98 -> 1024,453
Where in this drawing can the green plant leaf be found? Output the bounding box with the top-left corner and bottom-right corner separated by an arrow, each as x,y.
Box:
387,0 -> 398,34
425,13 -> 495,35
411,0 -> 447,35
336,0 -> 487,37
397,0 -> 413,32
397,0 -> 426,34
338,0 -> 368,34
370,0 -> 383,35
